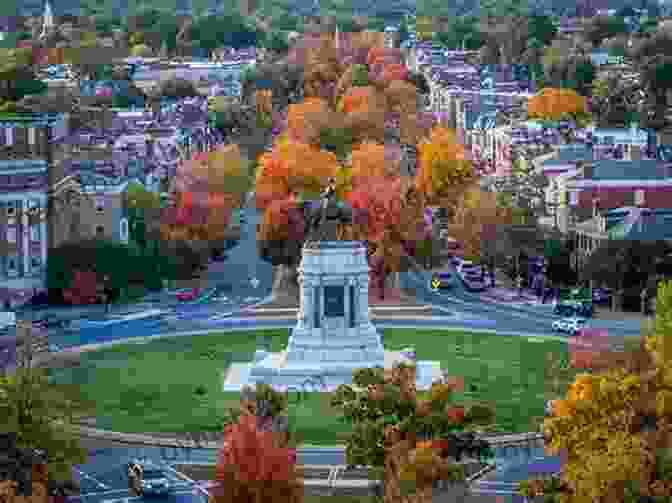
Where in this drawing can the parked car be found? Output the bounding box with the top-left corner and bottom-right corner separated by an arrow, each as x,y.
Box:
592,288 -> 612,305
554,300 -> 593,318
448,255 -> 462,267
431,272 -> 455,289
176,288 -> 200,302
552,317 -> 587,335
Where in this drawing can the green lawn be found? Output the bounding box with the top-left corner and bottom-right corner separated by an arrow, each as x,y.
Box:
48,329 -> 576,444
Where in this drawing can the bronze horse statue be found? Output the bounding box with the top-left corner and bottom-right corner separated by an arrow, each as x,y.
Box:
304,179 -> 354,244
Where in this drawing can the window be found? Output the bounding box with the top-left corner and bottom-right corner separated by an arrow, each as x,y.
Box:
120,218 -> 129,243
5,226 -> 16,243
95,197 -> 105,213
569,190 -> 578,206
30,224 -> 40,242
95,225 -> 105,236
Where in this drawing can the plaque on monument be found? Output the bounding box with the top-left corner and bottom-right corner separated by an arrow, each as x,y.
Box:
324,286 -> 345,318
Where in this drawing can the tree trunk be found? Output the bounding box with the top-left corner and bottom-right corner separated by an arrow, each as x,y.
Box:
271,264 -> 299,302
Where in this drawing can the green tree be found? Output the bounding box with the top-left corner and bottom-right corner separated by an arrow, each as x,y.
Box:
130,43 -> 152,57
527,14 -> 558,47
261,31 -> 289,53
435,16 -> 484,49
0,366 -> 97,483
543,55 -> 596,96
583,15 -> 629,47
0,48 -> 47,103
125,182 -> 162,249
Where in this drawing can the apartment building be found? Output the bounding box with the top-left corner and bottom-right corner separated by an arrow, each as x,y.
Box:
0,113 -> 67,305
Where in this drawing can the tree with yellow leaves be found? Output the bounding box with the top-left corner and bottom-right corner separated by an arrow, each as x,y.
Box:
520,280 -> 672,503
447,183 -> 513,262
416,126 -> 475,206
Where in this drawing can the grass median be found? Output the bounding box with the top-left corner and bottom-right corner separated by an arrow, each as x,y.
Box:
48,329 -> 578,444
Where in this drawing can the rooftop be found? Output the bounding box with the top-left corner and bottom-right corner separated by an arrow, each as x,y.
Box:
590,159 -> 671,181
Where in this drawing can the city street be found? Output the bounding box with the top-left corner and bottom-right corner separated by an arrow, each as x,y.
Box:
43,204 -> 636,503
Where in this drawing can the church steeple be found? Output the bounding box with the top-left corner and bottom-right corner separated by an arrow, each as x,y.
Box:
40,0 -> 55,39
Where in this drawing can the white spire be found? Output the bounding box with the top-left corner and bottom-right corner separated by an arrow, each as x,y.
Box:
335,24 -> 340,49
40,0 -> 54,39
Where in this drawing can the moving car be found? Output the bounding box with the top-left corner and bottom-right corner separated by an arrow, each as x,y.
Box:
552,317 -> 587,335
175,288 -> 200,302
127,460 -> 175,497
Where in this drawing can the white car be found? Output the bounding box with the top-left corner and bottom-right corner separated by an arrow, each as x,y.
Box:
552,317 -> 587,335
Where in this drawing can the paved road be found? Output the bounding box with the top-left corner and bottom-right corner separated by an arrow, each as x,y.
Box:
71,441 -> 549,503
46,205 -> 633,502
400,267 -> 643,339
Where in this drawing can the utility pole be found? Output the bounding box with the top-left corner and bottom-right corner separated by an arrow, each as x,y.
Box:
16,321 -> 34,370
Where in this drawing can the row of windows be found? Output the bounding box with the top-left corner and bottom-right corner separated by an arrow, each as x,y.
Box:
4,225 -> 42,242
2,200 -> 43,214
3,256 -> 42,273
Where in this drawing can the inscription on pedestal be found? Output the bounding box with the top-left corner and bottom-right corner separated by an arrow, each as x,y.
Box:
324,285 -> 345,317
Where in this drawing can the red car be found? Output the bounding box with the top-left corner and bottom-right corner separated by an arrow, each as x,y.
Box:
176,288 -> 200,302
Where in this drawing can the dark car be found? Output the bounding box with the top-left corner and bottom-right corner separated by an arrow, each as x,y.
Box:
127,460 -> 175,497
431,272 -> 455,289
592,288 -> 612,305
554,301 -> 593,318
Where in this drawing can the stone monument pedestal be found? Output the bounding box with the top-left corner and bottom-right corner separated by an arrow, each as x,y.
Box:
223,241 -> 441,392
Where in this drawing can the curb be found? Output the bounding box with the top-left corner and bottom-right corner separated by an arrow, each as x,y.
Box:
76,423 -> 544,450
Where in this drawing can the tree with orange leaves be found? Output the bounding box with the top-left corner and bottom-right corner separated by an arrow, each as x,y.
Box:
346,175 -> 426,299
350,141 -> 400,186
160,144 -> 247,253
380,63 -> 409,85
416,126 -> 475,207
255,140 -> 339,210
526,87 -> 589,123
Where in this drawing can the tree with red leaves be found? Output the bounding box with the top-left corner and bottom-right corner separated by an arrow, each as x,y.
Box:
62,270 -> 98,305
209,385 -> 302,503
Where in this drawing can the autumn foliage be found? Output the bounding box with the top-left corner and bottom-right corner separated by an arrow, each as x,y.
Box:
526,87 -> 589,122
349,141 -> 400,185
62,270 -> 99,305
524,281 -> 672,503
447,183 -> 513,261
332,362 -> 495,503
416,126 -> 474,204
255,140 -> 339,210
210,410 -> 302,503
161,144 -> 246,244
